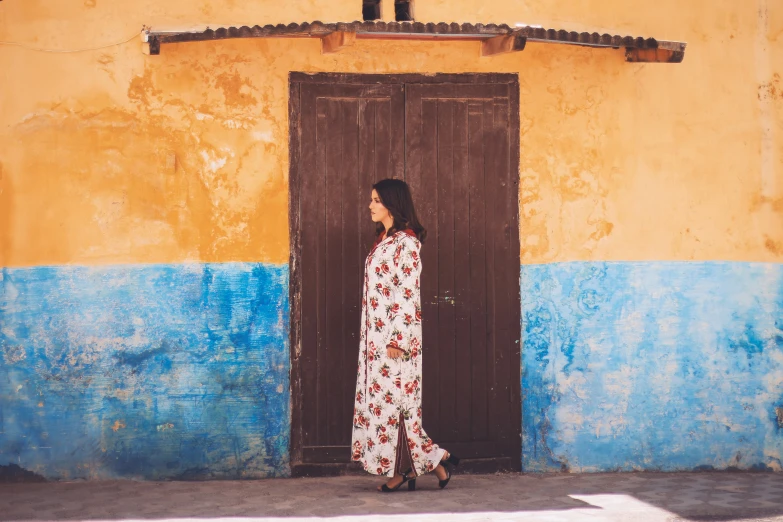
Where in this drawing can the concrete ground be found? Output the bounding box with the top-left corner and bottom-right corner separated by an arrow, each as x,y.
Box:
2,471 -> 783,522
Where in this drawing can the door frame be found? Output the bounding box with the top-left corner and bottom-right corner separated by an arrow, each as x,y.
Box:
288,72 -> 521,476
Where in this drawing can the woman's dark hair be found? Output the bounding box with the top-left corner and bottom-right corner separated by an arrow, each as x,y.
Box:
372,178 -> 427,243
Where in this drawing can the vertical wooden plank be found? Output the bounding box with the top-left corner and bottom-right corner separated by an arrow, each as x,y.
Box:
299,86 -> 320,449
507,82 -> 522,463
300,84 -> 319,446
419,95 -> 440,439
467,101 -> 489,442
506,77 -> 523,468
452,99 -> 472,443
413,88 -> 438,265
406,86 -> 438,442
389,84 -> 405,180
324,98 -> 344,446
315,96 -> 333,445
436,98 -> 457,439
375,99 -> 392,180
482,97 -> 499,446
492,95 -> 513,448
404,86 -> 433,439
359,100 -> 378,256
340,98 -> 361,446
404,85 -> 422,212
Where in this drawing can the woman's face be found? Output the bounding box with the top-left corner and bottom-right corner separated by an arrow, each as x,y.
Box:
369,189 -> 392,224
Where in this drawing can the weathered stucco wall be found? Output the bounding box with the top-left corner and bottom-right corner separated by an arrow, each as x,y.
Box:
1,0 -> 782,479
1,0 -> 781,266
1,264 -> 289,480
522,262 -> 783,472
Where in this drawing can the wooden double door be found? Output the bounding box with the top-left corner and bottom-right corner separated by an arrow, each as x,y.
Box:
289,73 -> 521,475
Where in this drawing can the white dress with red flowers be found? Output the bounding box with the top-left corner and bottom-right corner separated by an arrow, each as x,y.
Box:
351,230 -> 446,477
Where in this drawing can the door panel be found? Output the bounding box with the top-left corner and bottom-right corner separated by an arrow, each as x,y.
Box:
297,83 -> 405,463
291,75 -> 520,475
405,83 -> 521,464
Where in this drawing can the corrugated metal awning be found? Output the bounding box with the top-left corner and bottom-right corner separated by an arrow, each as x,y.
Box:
144,21 -> 686,63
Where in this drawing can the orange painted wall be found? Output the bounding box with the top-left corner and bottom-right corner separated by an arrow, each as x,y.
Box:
0,0 -> 781,267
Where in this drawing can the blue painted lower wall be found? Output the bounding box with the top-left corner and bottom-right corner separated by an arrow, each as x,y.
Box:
3,260 -> 782,479
521,262 -> 783,472
0,263 -> 290,480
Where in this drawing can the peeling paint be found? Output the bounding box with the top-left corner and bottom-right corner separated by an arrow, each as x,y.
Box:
1,3 -> 781,268
0,263 -> 290,480
522,262 -> 783,472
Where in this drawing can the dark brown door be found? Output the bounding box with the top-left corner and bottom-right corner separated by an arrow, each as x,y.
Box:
290,80 -> 405,471
405,82 -> 521,471
289,74 -> 521,476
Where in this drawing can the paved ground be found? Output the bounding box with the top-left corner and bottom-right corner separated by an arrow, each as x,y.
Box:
2,471 -> 783,521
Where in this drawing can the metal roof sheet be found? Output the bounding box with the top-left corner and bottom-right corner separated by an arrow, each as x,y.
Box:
146,20 -> 686,61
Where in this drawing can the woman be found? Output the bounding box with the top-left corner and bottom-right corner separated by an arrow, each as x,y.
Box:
351,178 -> 460,492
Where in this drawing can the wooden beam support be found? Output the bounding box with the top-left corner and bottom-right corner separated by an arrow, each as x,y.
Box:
321,31 -> 356,54
148,35 -> 161,55
625,47 -> 684,63
481,33 -> 526,57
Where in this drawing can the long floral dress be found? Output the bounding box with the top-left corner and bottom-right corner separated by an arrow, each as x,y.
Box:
351,229 -> 446,477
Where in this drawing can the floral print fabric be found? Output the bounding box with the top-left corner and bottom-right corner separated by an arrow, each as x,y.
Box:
351,230 -> 446,477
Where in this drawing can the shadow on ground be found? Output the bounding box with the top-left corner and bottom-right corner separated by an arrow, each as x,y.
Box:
2,471 -> 783,521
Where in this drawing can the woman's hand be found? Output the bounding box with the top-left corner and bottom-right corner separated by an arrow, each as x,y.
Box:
386,344 -> 405,359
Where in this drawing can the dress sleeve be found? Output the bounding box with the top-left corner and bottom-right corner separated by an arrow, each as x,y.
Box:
385,237 -> 422,355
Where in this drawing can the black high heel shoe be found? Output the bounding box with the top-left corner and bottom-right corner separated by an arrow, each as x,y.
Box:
379,468 -> 416,492
438,451 -> 460,489
444,452 -> 460,467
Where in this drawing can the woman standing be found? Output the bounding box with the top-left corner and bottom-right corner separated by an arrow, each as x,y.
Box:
351,178 -> 460,492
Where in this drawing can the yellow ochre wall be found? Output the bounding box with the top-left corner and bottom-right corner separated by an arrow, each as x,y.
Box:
0,0 -> 781,267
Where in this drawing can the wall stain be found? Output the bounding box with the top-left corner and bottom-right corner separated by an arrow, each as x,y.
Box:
96,53 -> 115,82
214,71 -> 258,109
588,220 -> 614,242
751,194 -> 783,213
114,342 -> 170,370
727,324 -> 765,360
128,69 -> 162,107
3,344 -> 26,364
519,70 -> 618,262
5,69 -> 287,266
766,237 -> 781,255
519,167 -> 551,261
758,73 -> 782,101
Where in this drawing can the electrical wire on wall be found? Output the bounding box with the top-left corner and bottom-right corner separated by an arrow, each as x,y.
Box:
0,30 -> 140,53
